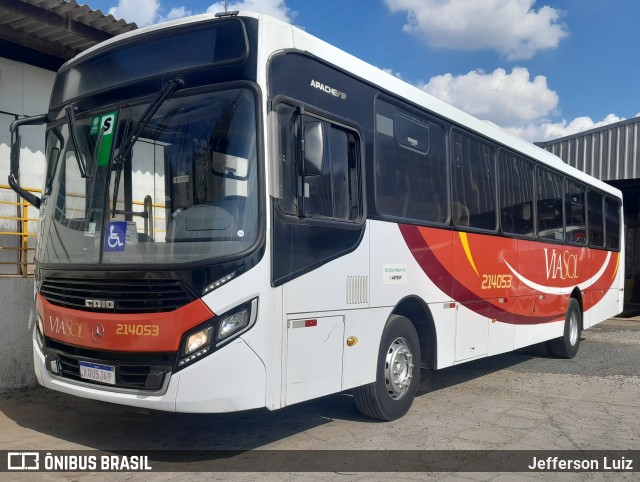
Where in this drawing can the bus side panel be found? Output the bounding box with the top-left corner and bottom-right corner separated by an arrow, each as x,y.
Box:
277,224 -> 370,406
341,307 -> 390,391
176,338 -> 267,413
513,239 -> 564,348
450,231 -> 518,360
370,221 -> 452,307
284,314 -> 344,406
585,248 -> 623,327
281,224 -> 370,315
372,221 -> 457,369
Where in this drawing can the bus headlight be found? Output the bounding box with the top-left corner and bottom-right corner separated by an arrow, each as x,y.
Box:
217,308 -> 250,340
178,325 -> 213,368
177,298 -> 258,370
215,298 -> 257,343
185,326 -> 213,355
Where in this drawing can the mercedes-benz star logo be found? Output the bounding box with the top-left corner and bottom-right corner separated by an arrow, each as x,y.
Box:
92,323 -> 105,343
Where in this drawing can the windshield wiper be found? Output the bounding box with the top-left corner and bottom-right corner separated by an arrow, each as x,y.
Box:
111,79 -> 184,216
65,104 -> 88,178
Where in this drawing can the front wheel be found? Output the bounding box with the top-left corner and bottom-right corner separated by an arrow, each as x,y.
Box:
548,298 -> 582,359
354,315 -> 420,421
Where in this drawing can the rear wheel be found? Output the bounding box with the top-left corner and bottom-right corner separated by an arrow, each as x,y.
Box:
354,315 -> 420,421
548,298 -> 582,359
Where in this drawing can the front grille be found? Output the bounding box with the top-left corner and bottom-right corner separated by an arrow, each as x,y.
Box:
45,339 -> 175,392
40,277 -> 196,313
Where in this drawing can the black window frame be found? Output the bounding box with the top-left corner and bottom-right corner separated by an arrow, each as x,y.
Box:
535,165 -> 565,243
272,98 -> 365,229
564,178 -> 587,246
498,148 -> 535,238
449,128 -> 498,233
587,189 -> 605,248
605,195 -> 622,250
373,96 -> 449,226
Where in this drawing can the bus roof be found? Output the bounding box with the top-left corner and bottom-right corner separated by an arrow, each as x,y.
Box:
62,11 -> 621,199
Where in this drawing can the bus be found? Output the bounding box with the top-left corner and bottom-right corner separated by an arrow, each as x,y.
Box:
9,11 -> 623,421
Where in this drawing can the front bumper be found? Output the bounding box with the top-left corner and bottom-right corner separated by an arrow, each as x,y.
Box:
33,327 -> 267,413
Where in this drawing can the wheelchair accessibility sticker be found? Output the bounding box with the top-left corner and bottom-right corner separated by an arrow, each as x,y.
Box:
104,222 -> 126,252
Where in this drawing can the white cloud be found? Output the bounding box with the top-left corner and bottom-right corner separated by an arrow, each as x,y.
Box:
109,0 -> 160,26
510,114 -> 625,142
108,0 -> 294,26
385,0 -> 568,60
420,67 -> 623,142
164,7 -> 193,21
206,1 -> 296,23
421,67 -> 558,127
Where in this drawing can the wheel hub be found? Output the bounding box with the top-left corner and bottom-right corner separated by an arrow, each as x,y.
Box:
384,336 -> 414,400
569,310 -> 579,346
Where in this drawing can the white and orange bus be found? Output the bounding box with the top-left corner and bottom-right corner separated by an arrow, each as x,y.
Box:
9,11 -> 623,420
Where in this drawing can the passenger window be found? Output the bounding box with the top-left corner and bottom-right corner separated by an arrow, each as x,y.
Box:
536,168 -> 564,241
588,190 -> 604,247
565,180 -> 586,244
374,99 -> 447,223
274,104 -> 360,222
302,119 -> 358,220
499,151 -> 534,236
451,131 -> 496,230
605,197 -> 621,250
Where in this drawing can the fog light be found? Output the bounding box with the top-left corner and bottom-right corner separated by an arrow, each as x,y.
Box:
184,326 -> 213,355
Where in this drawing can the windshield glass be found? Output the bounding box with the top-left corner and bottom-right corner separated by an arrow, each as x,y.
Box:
39,88 -> 259,265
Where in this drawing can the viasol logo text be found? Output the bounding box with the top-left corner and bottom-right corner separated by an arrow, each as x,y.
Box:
49,316 -> 85,339
544,248 -> 579,280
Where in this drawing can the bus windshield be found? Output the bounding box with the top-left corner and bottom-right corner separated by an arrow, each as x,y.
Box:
39,87 -> 259,266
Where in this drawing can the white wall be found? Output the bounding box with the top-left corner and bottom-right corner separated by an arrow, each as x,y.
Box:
0,277 -> 37,389
0,56 -> 55,388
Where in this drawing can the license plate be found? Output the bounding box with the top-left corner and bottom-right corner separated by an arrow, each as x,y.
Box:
79,361 -> 116,385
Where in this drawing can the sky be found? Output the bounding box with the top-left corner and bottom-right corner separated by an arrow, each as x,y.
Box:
83,0 -> 640,143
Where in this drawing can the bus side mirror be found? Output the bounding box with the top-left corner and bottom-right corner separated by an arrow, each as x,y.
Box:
303,120 -> 324,176
8,114 -> 47,209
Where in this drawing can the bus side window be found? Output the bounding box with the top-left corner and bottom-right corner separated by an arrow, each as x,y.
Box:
536,167 -> 564,241
300,117 -> 360,221
274,107 -> 361,222
605,196 -> 621,250
499,150 -> 534,236
451,130 -> 497,231
374,99 -> 447,224
565,180 -> 586,244
588,190 -> 604,247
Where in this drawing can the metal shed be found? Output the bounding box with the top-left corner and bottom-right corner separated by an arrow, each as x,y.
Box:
0,0 -> 137,66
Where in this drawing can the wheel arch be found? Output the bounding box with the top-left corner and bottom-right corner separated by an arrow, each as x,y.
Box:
570,287 -> 583,329
390,295 -> 437,370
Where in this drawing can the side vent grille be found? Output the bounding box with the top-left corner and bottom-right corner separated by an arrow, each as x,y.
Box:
40,278 -> 196,313
347,276 -> 369,305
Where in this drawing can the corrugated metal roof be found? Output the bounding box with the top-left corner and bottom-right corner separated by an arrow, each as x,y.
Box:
536,116 -> 640,182
0,0 -> 137,60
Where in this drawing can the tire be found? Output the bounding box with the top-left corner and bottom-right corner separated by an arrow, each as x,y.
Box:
548,298 -> 582,359
354,315 -> 420,421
